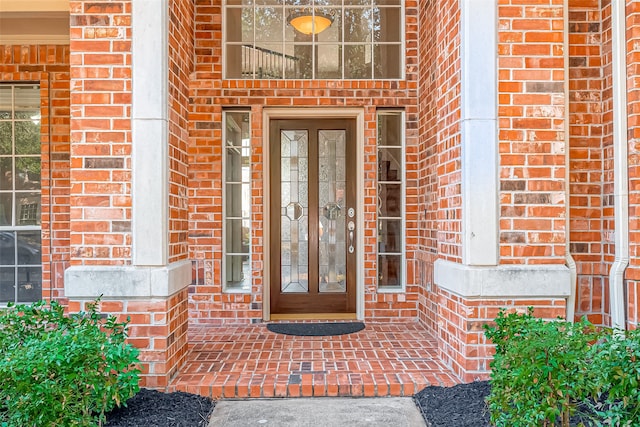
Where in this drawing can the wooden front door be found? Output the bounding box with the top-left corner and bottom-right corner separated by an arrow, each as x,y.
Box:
269,119 -> 357,315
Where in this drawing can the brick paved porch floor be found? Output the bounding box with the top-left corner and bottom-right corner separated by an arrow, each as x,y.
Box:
168,322 -> 460,399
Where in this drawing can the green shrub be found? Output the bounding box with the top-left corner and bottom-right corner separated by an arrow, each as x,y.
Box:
587,328 -> 640,425
0,299 -> 140,427
484,309 -> 598,427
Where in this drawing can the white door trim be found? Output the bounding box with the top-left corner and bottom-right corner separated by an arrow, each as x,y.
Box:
262,108 -> 365,320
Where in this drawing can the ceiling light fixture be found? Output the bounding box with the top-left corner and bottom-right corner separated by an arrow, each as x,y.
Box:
288,9 -> 334,35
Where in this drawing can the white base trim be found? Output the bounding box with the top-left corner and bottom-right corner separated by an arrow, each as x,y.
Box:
64,259 -> 191,299
434,259 -> 571,298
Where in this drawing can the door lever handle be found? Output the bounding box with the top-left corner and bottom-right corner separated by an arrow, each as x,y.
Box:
348,220 -> 355,254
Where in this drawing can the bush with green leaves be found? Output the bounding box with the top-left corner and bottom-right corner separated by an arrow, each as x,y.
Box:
484,309 -> 640,427
0,299 -> 140,427
587,328 -> 640,425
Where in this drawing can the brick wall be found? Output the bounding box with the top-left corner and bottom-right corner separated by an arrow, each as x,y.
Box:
498,0 -> 568,265
416,0 -> 439,335
435,0 -> 462,263
0,44 -> 71,302
69,1 -> 132,266
626,0 -> 640,329
437,286 -> 566,382
168,0 -> 194,263
568,0 -> 608,325
188,0 -> 422,324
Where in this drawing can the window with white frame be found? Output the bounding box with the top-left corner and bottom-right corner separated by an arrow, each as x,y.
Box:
0,84 -> 42,304
223,111 -> 252,292
225,0 -> 403,80
377,110 -> 403,290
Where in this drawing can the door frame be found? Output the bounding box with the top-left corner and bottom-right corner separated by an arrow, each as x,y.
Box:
263,108 -> 365,321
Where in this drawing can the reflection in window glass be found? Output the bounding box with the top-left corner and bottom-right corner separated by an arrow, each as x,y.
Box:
224,111 -> 252,292
224,1 -> 403,79
377,110 -> 404,291
0,84 -> 42,304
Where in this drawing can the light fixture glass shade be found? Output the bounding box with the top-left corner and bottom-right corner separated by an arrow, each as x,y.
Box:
288,11 -> 333,35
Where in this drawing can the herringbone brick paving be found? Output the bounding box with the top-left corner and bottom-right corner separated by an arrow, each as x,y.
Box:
169,322 -> 460,398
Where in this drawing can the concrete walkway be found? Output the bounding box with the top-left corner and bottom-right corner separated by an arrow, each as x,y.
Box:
208,397 -> 426,426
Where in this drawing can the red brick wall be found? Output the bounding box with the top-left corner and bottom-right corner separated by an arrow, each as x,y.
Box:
168,0 -> 194,263
498,0 -> 568,265
626,0 -> 640,329
188,0 -> 421,323
416,0 -> 439,334
69,1 -> 132,266
568,0 -> 608,325
0,44 -> 71,301
435,0 -> 462,263
437,286 -> 566,382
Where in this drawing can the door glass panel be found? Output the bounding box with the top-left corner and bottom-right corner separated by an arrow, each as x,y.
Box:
281,130 -> 309,293
318,130 -> 346,293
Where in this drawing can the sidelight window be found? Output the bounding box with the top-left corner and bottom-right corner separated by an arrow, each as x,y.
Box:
224,0 -> 403,80
223,111 -> 252,293
0,84 -> 42,304
377,110 -> 404,291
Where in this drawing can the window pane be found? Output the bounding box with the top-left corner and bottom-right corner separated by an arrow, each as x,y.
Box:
15,121 -> 40,155
0,86 -> 11,120
16,192 -> 40,226
226,219 -> 250,253
378,113 -> 402,146
0,232 -> 15,265
378,148 -> 402,182
374,7 -> 401,42
378,219 -> 401,253
255,43 -> 286,79
344,8 -> 372,43
0,157 -> 12,190
285,44 -> 313,79
344,45 -> 372,79
225,255 -> 251,291
378,254 -> 401,287
17,266 -> 41,302
0,267 -> 15,303
226,7 -> 253,42
315,8 -> 341,42
17,231 -> 41,265
225,112 -> 250,146
316,44 -> 341,79
0,122 -> 11,155
0,193 -> 11,226
379,183 -> 401,217
374,44 -> 401,78
14,86 -> 39,120
255,7 -> 284,42
15,157 -> 41,190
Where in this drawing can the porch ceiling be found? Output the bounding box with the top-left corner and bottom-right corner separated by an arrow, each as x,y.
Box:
0,0 -> 69,45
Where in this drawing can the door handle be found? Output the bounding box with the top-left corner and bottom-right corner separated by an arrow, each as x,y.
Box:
348,220 -> 355,253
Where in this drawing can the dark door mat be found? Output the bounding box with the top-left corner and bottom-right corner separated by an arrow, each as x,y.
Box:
266,322 -> 365,336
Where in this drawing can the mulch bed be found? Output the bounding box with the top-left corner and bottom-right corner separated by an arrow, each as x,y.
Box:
105,389 -> 215,427
414,381 -> 491,427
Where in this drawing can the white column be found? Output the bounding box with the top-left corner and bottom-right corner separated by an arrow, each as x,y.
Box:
132,0 -> 169,266
460,0 -> 499,266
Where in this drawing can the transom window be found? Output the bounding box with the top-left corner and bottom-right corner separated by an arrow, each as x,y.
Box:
225,1 -> 403,80
0,84 -> 42,304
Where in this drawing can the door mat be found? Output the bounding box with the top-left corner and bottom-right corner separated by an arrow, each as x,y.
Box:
266,322 -> 365,336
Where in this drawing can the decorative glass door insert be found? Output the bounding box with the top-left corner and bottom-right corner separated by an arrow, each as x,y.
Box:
270,119 -> 356,315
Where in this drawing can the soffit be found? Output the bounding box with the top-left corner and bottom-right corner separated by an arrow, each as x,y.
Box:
0,0 -> 69,45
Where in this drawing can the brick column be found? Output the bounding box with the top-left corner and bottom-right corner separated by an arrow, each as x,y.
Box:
431,0 -> 571,381
64,0 -> 191,388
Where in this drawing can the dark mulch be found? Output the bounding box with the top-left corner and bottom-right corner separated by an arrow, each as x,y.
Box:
105,389 -> 215,427
414,381 -> 491,427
